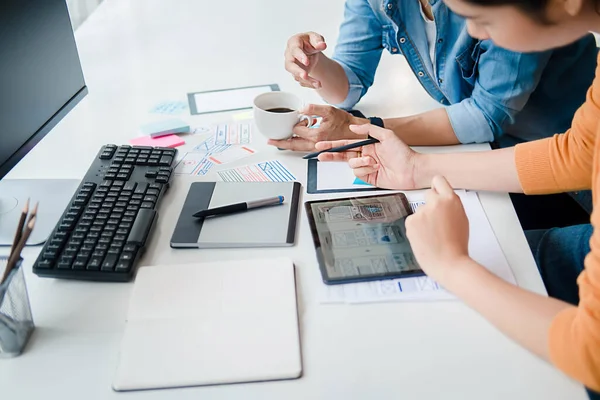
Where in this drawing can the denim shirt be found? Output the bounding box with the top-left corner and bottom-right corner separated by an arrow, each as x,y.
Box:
331,0 -> 598,143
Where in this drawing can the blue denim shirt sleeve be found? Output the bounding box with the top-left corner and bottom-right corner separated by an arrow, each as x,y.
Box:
330,0 -> 384,110
446,40 -> 552,143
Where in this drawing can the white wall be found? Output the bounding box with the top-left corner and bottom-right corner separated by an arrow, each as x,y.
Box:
66,0 -> 104,30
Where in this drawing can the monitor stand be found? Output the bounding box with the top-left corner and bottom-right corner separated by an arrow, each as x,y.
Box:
0,179 -> 81,246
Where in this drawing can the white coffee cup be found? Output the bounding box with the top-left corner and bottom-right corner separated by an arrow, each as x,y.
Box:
253,92 -> 314,140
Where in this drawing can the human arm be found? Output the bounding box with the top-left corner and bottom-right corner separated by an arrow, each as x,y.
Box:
443,40 -> 553,143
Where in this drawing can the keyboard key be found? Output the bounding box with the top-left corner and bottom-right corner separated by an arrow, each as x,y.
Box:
123,244 -> 138,253
149,183 -> 163,191
92,250 -> 106,258
36,260 -> 53,269
141,202 -> 154,209
134,183 -> 148,195
101,254 -> 118,271
87,258 -> 103,271
127,209 -> 156,246
155,175 -> 169,184
145,170 -> 157,178
159,155 -> 173,166
73,260 -> 87,270
57,260 -> 73,270
115,261 -> 132,273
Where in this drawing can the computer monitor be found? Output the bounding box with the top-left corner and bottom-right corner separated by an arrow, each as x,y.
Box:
0,0 -> 88,245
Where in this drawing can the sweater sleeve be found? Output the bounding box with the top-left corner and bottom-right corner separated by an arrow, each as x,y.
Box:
514,57 -> 600,194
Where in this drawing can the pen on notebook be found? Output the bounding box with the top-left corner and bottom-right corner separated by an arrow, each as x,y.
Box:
302,136 -> 380,160
193,196 -> 285,218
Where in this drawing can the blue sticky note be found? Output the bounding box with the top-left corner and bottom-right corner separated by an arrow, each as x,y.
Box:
140,118 -> 190,137
353,177 -> 372,186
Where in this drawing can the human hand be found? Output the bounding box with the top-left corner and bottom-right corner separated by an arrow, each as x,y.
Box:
315,124 -> 419,190
267,104 -> 365,151
405,176 -> 470,283
284,32 -> 327,89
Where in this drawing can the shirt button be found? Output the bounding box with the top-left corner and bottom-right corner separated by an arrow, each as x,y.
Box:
418,71 -> 425,77
438,78 -> 443,84
399,37 -> 406,44
387,3 -> 393,9
391,47 -> 398,53
438,38 -> 444,43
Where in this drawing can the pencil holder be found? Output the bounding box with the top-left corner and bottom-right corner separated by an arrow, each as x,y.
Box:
0,258 -> 34,358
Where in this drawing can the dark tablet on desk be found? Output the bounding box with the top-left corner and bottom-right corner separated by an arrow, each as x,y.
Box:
305,193 -> 423,285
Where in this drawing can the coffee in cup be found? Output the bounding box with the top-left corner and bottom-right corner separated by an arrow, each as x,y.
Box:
253,92 -> 314,140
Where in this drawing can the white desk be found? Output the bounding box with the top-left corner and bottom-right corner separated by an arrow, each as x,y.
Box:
0,0 -> 587,398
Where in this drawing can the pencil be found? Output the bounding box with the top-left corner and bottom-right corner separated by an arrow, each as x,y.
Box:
9,198 -> 29,261
302,137 -> 380,160
26,201 -> 38,225
2,216 -> 36,284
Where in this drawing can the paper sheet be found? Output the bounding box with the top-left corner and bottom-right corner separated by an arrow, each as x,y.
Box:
319,191 -> 516,303
174,153 -> 214,176
214,121 -> 252,145
208,146 -> 255,165
189,85 -> 274,115
149,100 -> 188,115
192,136 -> 231,155
218,160 -> 296,182
315,161 -> 375,192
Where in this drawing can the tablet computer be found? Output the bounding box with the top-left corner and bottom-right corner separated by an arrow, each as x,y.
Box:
305,193 -> 423,285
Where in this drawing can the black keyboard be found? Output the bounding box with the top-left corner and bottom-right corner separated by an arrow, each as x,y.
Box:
32,144 -> 177,282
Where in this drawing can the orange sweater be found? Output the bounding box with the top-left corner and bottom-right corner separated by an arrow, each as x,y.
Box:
515,55 -> 600,391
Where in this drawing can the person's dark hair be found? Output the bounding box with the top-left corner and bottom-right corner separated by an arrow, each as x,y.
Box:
465,0 -> 599,23
464,0 -> 550,21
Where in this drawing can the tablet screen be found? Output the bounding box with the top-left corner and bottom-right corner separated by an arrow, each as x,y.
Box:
305,193 -> 422,284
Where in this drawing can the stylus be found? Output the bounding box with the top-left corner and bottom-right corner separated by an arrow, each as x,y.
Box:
302,136 -> 380,160
193,196 -> 285,218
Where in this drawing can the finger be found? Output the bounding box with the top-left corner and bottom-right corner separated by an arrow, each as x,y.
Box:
301,104 -> 335,117
431,175 -> 455,198
349,123 -> 393,141
286,61 -> 310,81
317,151 -> 360,162
290,46 -> 310,66
292,125 -> 319,141
315,139 -> 361,151
267,137 -> 315,152
424,188 -> 438,206
307,32 -> 327,50
348,156 -> 377,169
353,166 -> 379,179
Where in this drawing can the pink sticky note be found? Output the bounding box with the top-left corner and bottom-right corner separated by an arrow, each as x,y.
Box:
129,134 -> 185,148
